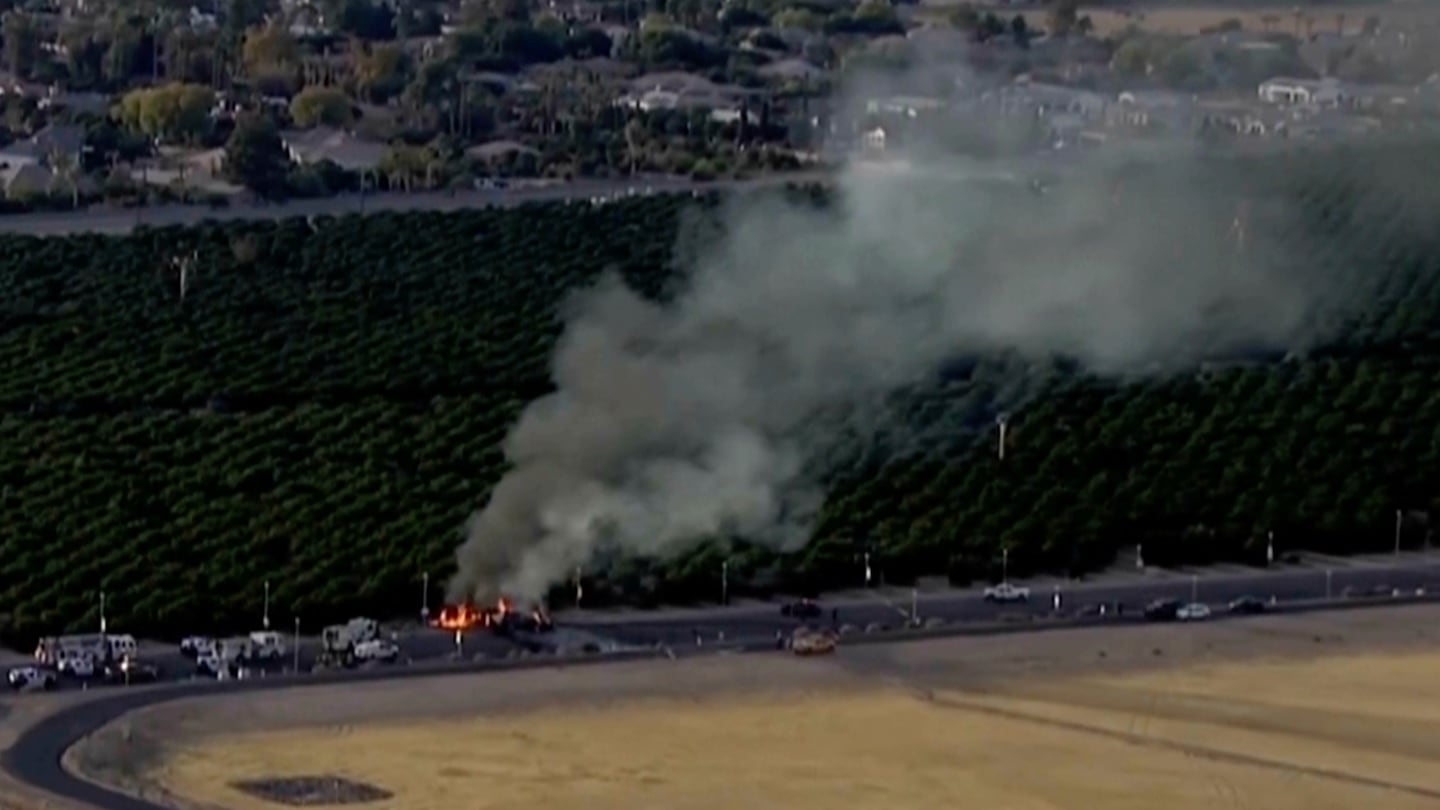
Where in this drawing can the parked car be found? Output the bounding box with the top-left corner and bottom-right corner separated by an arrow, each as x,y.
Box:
179,636 -> 214,657
1177,603 -> 1212,622
1144,599 -> 1182,622
1227,596 -> 1266,615
8,666 -> 57,691
103,660 -> 160,684
983,583 -> 1030,603
353,639 -> 400,664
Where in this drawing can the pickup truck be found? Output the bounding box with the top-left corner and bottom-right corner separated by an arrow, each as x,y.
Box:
982,583 -> 1030,603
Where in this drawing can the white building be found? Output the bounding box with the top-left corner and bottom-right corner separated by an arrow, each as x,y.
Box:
1258,77 -> 1347,107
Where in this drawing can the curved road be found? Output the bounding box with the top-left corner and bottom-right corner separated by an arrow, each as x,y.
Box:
9,559 -> 1440,810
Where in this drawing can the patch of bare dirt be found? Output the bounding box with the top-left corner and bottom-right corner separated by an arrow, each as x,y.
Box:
230,776 -> 392,806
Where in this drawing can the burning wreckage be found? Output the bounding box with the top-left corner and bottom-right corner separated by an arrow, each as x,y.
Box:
431,598 -> 555,638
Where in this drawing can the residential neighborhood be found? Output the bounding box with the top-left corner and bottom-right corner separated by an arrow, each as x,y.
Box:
0,0 -> 1436,209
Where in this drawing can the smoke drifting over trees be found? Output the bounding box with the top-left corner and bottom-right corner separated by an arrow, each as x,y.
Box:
448,98 -> 1376,603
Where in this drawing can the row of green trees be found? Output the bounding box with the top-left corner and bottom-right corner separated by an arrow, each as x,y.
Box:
4,144 -> 1440,642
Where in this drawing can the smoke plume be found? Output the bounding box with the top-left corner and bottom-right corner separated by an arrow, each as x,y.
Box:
449,72 -> 1349,603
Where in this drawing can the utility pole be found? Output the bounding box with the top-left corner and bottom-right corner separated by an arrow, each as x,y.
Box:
420,571 -> 430,624
263,580 -> 271,630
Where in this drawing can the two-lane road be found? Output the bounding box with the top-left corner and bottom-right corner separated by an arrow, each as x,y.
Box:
0,172 -> 831,236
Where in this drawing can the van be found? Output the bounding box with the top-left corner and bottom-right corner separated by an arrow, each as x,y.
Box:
105,634 -> 138,661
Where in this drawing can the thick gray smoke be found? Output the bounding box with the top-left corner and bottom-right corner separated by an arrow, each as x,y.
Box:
449,93 -> 1336,604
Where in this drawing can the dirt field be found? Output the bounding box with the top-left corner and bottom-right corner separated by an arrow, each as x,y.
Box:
72,603 -> 1440,810
975,2 -> 1440,38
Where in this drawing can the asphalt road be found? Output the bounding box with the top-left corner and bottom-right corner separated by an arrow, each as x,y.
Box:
0,172 -> 831,236
16,558 -> 1440,694
573,561 -> 1440,646
9,566 -> 1440,810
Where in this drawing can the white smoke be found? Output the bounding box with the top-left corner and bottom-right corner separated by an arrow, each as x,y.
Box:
449,65 -> 1339,603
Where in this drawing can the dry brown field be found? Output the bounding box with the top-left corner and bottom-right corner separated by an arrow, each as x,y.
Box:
67,602 -> 1440,810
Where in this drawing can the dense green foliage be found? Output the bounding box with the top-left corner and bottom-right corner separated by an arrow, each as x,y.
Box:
4,142 -> 1440,640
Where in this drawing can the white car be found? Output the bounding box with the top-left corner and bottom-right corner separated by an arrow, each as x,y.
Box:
1177,603 -> 1212,622
983,583 -> 1031,603
8,666 -> 57,691
353,639 -> 400,663
180,636 -> 214,657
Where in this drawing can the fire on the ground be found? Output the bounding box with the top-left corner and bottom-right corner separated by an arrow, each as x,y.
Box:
430,598 -> 553,633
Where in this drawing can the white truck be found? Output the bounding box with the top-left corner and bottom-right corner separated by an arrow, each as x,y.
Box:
982,583 -> 1031,604
35,634 -> 106,666
245,631 -> 286,664
322,618 -> 379,656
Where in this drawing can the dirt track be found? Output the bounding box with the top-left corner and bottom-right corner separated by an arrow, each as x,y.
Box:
71,603 -> 1440,810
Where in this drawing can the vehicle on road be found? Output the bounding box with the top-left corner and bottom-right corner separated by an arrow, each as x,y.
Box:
103,634 -> 138,662
1177,603 -> 1212,622
35,635 -> 107,666
7,667 -> 57,692
322,618 -> 380,656
1228,596 -> 1266,615
353,639 -> 400,664
1144,599 -> 1183,622
780,599 -> 822,619
103,660 -> 160,684
179,636 -> 214,657
983,583 -> 1031,603
245,631 -> 287,664
791,628 -> 837,656
55,649 -> 96,678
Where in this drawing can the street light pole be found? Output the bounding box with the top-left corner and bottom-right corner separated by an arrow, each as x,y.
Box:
420,571 -> 430,624
996,414 -> 1008,461
1395,509 -> 1403,555
293,616 -> 300,673
263,580 -> 271,630
99,591 -> 107,635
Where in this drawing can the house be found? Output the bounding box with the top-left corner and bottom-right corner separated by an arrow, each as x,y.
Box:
0,163 -> 54,199
757,58 -> 826,85
616,73 -> 756,123
466,140 -> 539,162
865,95 -> 946,118
1113,90 -> 1194,131
0,124 -> 86,168
280,128 -> 387,173
37,89 -> 110,116
1258,76 -> 1347,106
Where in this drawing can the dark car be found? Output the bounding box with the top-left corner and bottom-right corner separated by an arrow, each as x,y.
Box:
1144,599 -> 1182,622
1227,596 -> 1266,615
104,660 -> 160,683
781,599 -> 823,619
